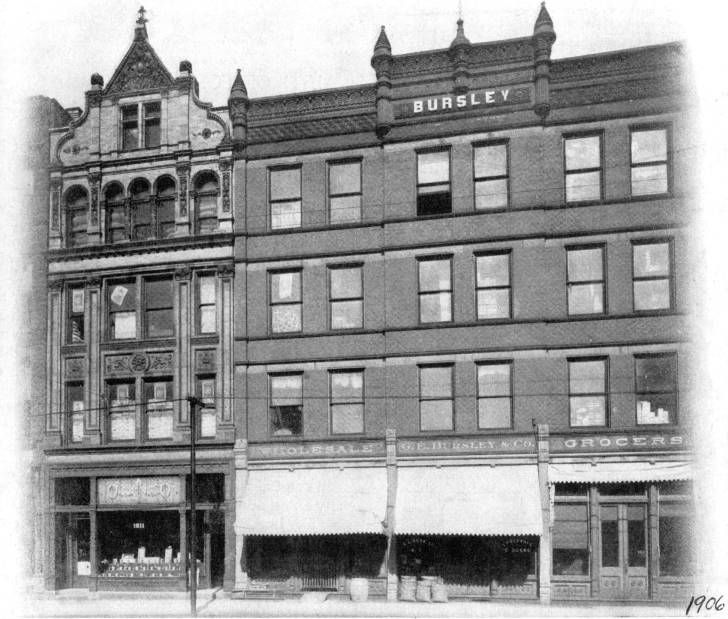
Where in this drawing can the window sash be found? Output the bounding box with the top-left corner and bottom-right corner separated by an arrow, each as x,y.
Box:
477,363 -> 512,430
633,242 -> 672,310
330,371 -> 364,434
564,135 -> 602,202
417,151 -> 450,187
567,248 -> 605,315
476,254 -> 511,319
631,128 -> 668,196
569,359 -> 607,426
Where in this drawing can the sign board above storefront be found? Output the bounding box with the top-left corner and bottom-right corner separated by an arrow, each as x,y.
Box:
398,436 -> 535,456
248,440 -> 386,461
394,86 -> 532,119
550,432 -> 688,453
97,477 -> 181,505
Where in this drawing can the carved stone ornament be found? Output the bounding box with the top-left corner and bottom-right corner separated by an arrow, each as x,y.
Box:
130,353 -> 148,372
90,185 -> 99,226
48,279 -> 65,291
105,355 -> 132,375
50,183 -> 61,230
148,352 -> 174,371
222,171 -> 230,212
105,39 -> 173,95
65,358 -> 85,378
195,350 -> 216,372
86,276 -> 102,288
176,168 -> 189,218
217,263 -> 234,277
175,266 -> 192,280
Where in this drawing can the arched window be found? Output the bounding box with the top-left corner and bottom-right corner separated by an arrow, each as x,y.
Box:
104,183 -> 127,243
65,186 -> 88,248
194,172 -> 218,234
155,176 -> 176,239
130,178 -> 151,241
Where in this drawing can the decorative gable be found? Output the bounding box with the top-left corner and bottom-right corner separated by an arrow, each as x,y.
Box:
104,12 -> 174,96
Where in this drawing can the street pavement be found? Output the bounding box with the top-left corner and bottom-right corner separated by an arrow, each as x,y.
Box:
20,589 -> 689,618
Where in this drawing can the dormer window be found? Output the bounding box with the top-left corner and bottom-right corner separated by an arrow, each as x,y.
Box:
121,101 -> 161,150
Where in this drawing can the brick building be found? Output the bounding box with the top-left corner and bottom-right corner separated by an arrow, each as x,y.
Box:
36,4 -> 693,604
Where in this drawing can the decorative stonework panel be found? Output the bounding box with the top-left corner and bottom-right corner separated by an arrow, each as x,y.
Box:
105,352 -> 174,375
97,476 -> 181,505
105,41 -> 173,95
130,353 -> 148,372
105,354 -> 132,375
195,349 -> 216,372
65,357 -> 85,379
148,352 -> 174,371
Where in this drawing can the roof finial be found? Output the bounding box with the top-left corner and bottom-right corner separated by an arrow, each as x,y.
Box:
458,0 -> 462,21
137,6 -> 148,26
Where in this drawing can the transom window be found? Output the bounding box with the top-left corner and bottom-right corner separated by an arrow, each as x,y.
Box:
569,358 -> 608,427
417,150 -> 451,216
270,270 -> 302,333
477,362 -> 512,429
329,266 -> 363,329
329,161 -> 361,223
564,134 -> 602,202
631,127 -> 669,196
419,365 -> 453,431
473,142 -> 508,209
635,353 -> 676,425
476,252 -> 511,319
270,167 -> 301,229
330,370 -> 364,434
418,257 -> 452,323
567,246 -> 605,315
270,374 -> 303,437
633,240 -> 672,311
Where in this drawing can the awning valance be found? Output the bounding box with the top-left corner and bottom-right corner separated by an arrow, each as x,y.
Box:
549,460 -> 692,484
394,465 -> 542,536
236,467 -> 387,536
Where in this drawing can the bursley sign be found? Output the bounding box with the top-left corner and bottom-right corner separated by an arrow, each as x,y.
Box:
394,86 -> 531,118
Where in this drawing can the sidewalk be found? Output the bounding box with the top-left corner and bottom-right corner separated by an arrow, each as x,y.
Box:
22,589 -> 687,618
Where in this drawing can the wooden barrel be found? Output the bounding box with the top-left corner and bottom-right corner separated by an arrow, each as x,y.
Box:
349,577 -> 369,602
398,576 -> 417,601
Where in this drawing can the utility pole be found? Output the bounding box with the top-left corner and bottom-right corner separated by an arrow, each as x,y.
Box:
187,396 -> 200,618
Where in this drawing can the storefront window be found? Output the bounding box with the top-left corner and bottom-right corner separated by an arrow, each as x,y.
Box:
659,502 -> 694,576
553,503 -> 589,575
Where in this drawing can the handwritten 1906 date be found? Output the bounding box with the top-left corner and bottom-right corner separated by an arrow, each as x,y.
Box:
686,595 -> 724,615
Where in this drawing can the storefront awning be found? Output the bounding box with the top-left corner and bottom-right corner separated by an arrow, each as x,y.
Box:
236,467 -> 387,536
394,465 -> 542,536
549,460 -> 692,484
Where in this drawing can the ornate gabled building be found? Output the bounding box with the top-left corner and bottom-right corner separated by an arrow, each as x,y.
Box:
36,3 -> 694,605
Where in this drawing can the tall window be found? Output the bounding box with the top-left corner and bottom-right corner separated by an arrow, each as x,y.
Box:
130,178 -> 152,241
65,186 -> 88,248
564,134 -> 602,202
67,286 -> 85,343
417,150 -> 451,216
270,270 -> 302,333
552,498 -> 590,576
477,362 -> 512,429
194,172 -> 218,234
155,176 -> 176,239
473,142 -> 508,209
66,383 -> 84,443
329,266 -> 363,329
635,353 -> 677,425
476,252 -> 511,319
145,277 -> 174,338
633,240 -> 672,311
270,374 -> 303,436
329,161 -> 361,223
144,378 -> 173,440
567,246 -> 605,315
330,370 -> 364,434
197,274 -> 216,334
418,257 -> 452,323
419,365 -> 453,431
107,381 -> 136,441
631,127 -> 669,196
108,279 -> 137,339
569,358 -> 608,426
104,183 -> 128,243
270,167 -> 301,229
198,377 -> 216,438
121,105 -> 139,151
144,102 -> 161,148
659,483 -> 694,577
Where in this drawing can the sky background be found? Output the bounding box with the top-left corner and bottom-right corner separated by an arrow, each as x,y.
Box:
1,0 -> 728,609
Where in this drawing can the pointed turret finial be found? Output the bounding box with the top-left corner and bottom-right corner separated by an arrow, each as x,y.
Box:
230,68 -> 248,99
134,5 -> 148,40
373,26 -> 391,56
534,1 -> 554,35
450,18 -> 471,49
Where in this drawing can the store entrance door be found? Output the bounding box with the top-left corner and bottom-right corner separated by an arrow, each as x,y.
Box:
56,513 -> 90,589
599,504 -> 648,599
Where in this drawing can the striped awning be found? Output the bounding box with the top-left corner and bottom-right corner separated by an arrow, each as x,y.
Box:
236,466 -> 387,536
394,465 -> 542,536
549,460 -> 692,484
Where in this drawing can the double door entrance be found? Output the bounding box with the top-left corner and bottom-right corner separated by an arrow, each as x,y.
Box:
599,503 -> 648,599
